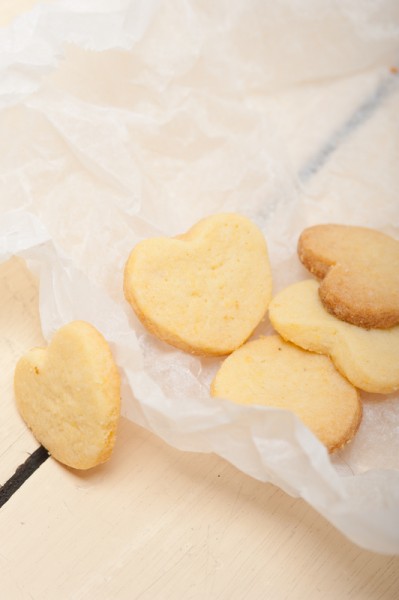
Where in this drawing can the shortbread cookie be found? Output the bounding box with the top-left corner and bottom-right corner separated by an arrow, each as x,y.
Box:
298,224 -> 399,329
269,279 -> 399,393
211,335 -> 361,453
124,213 -> 272,355
14,321 -> 121,470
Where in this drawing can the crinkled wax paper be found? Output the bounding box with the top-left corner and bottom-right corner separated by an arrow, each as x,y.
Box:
1,0 -> 399,553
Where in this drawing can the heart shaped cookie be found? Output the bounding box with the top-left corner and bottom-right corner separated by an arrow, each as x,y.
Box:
269,279 -> 399,393
298,224 -> 399,329
14,321 -> 121,470
123,213 -> 272,355
211,335 -> 361,453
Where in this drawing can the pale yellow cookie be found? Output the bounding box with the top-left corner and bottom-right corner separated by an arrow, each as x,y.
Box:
211,335 -> 361,453
298,224 -> 399,329
124,213 -> 272,356
269,279 -> 399,394
14,321 -> 121,470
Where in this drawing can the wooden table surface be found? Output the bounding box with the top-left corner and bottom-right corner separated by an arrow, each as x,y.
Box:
1,2 -> 399,599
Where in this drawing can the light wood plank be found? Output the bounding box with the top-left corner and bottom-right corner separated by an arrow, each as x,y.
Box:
0,257 -> 44,483
1,417 -> 398,600
305,82 -> 399,229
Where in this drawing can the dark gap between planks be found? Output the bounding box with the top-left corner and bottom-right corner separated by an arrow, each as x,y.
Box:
0,446 -> 49,508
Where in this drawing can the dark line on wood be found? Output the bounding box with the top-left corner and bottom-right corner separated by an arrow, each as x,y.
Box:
0,446 -> 49,508
298,71 -> 399,183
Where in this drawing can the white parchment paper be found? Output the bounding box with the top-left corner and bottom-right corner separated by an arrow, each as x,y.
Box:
1,0 -> 399,553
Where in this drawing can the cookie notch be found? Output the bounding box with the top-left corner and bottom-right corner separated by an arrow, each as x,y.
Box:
269,279 -> 399,394
124,213 -> 273,356
298,224 -> 399,329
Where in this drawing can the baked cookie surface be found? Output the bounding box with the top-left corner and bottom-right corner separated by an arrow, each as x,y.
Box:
298,224 -> 399,329
269,279 -> 399,394
14,321 -> 121,470
211,335 -> 361,453
124,213 -> 272,355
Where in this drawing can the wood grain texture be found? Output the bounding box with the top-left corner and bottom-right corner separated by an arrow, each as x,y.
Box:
0,258 -> 44,483
1,418 -> 399,600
